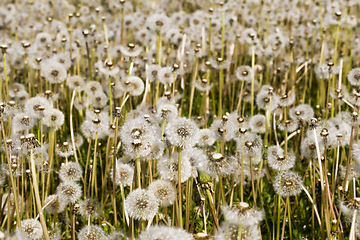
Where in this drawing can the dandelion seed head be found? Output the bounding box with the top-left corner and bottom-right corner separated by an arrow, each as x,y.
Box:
222,202 -> 264,226
148,179 -> 177,207
18,219 -> 43,240
41,60 -> 67,84
157,152 -> 192,183
249,114 -> 266,133
43,108 -> 64,130
78,225 -> 107,240
67,75 -> 86,92
138,226 -> 194,240
78,198 -> 100,218
267,145 -> 296,171
273,171 -> 303,197
58,162 -> 83,182
125,189 -> 159,221
110,162 -> 134,187
164,117 -> 199,149
56,181 -> 82,204
44,194 -> 66,214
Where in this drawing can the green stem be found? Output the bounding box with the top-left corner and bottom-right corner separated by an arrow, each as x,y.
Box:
91,132 -> 98,198
30,149 -> 50,240
178,150 -> 182,227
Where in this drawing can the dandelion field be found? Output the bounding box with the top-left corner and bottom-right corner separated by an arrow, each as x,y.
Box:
0,0 -> 360,239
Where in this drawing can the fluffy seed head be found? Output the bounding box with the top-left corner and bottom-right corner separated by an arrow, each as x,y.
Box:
56,181 -> 82,204
42,60 -> 67,84
43,108 -> 65,130
138,226 -> 194,240
273,171 -> 303,197
125,189 -> 159,221
18,219 -> 43,240
58,162 -> 83,182
110,162 -> 134,187
78,225 -> 107,240
148,179 -> 177,207
164,117 -> 199,149
44,194 -> 66,214
79,198 -> 100,218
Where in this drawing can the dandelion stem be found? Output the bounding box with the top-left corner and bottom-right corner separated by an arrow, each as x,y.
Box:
30,149 -> 50,240
178,150 -> 182,228
1,117 -> 21,230
91,132 -> 98,198
136,157 -> 141,189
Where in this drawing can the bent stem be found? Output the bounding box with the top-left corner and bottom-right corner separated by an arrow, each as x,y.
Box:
1,117 -> 21,230
30,149 -> 50,240
178,150 -> 183,227
206,188 -> 219,229
91,132 -> 98,198
70,90 -> 79,165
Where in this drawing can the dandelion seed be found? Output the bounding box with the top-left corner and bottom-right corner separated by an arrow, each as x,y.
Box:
43,108 -> 65,130
300,136 -> 324,159
53,52 -> 72,70
147,13 -> 170,33
78,225 -> 107,240
279,92 -> 296,107
58,162 -> 83,182
78,198 -> 100,218
110,161 -> 134,187
148,179 -> 177,207
339,162 -> 360,180
24,96 -> 52,119
289,104 -> 314,123
42,60 -> 67,84
56,181 -> 82,204
236,65 -> 253,82
340,111 -> 360,127
67,75 -> 86,92
44,194 -> 66,214
2,193 -> 23,216
9,83 -> 25,98
215,222 -> 261,240
194,78 -> 213,91
210,57 -> 231,69
267,145 -> 296,171
119,76 -> 144,96
12,113 -> 35,131
236,133 -> 263,164
146,64 -> 161,82
278,119 -> 298,133
199,152 -> 236,178
138,226 -> 194,240
119,43 -> 142,57
85,81 -> 103,98
158,66 -> 177,85
256,89 -> 280,112
273,171 -> 303,197
97,60 -> 120,76
339,198 -> 360,218
92,91 -> 108,108
125,189 -> 159,221
17,219 -> 43,240
74,96 -> 90,110
157,152 -> 192,183
196,129 -> 216,147
157,103 -> 178,122
249,114 -> 266,133
222,202 -> 264,226
164,117 -> 199,149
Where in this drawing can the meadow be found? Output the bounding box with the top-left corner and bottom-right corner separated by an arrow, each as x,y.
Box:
0,0 -> 359,239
